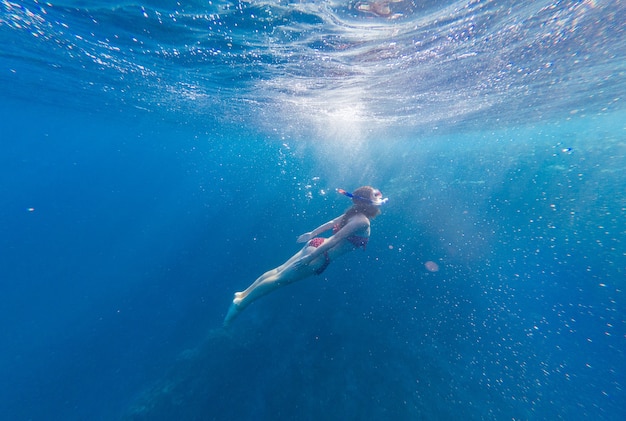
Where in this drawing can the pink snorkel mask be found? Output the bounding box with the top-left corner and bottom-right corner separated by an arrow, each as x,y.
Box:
337,188 -> 389,206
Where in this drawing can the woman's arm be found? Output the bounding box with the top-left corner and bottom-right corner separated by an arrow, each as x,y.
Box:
301,214 -> 369,261
296,215 -> 344,243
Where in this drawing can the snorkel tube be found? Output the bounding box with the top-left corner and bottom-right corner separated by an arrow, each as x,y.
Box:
337,188 -> 389,206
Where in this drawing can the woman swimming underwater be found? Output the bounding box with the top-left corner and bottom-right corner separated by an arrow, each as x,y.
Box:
224,186 -> 387,325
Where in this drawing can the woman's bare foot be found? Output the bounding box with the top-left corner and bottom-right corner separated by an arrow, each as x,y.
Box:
223,293 -> 243,326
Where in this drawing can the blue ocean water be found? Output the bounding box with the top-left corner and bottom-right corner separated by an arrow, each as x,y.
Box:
1,0 -> 624,420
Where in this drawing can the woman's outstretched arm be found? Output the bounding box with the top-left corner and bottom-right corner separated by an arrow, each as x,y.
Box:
299,213 -> 369,263
296,215 -> 343,243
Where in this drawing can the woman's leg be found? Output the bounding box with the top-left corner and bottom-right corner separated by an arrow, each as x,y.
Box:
224,245 -> 317,325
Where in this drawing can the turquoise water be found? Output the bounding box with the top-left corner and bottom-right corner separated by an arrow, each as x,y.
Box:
1,1 -> 624,420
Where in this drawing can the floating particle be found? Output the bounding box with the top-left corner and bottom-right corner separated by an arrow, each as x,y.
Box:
425,261 -> 439,272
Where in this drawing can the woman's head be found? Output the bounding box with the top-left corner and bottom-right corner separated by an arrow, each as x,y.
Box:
336,186 -> 385,229
348,186 -> 385,218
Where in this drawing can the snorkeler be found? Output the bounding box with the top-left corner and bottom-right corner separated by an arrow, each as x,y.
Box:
224,186 -> 388,325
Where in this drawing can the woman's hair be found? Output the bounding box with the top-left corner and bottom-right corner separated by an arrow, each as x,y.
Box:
338,186 -> 380,228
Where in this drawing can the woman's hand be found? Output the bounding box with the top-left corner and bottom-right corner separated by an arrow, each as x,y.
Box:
297,232 -> 313,243
293,254 -> 313,269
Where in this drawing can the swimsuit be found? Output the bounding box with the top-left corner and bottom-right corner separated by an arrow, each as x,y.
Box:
308,231 -> 368,251
308,237 -> 325,248
308,237 -> 330,275
306,222 -> 369,276
346,235 -> 368,249
333,224 -> 369,250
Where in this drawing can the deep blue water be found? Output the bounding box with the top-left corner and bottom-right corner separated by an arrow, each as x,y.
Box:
1,1 -> 625,420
